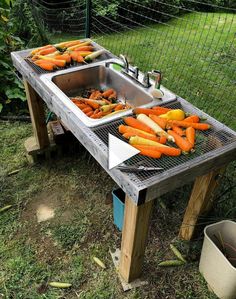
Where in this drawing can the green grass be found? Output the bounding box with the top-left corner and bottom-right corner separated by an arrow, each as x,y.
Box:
51,12 -> 236,129
1,120 -> 235,298
89,12 -> 235,129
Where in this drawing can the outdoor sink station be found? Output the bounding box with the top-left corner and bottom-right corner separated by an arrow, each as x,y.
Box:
11,39 -> 236,287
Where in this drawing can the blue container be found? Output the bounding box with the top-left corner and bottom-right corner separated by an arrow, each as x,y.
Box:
112,188 -> 125,231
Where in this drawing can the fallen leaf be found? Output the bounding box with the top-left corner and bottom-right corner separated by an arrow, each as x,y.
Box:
0,205 -> 12,213
93,256 -> 106,269
158,260 -> 185,267
48,282 -> 72,288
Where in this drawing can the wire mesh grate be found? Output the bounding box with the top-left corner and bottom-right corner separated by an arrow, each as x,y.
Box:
92,100 -> 236,185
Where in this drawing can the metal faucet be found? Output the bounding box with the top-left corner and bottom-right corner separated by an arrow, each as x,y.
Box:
105,54 -> 129,73
143,70 -> 162,89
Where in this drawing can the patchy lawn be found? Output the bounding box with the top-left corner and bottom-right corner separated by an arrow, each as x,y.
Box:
0,120 -> 235,298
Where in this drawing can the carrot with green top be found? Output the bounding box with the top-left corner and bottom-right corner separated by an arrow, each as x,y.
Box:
119,125 -> 159,142
149,114 -> 167,129
167,130 -> 193,152
172,126 -> 185,136
184,115 -> 200,123
186,127 -> 195,146
167,120 -> 211,130
131,145 -> 162,159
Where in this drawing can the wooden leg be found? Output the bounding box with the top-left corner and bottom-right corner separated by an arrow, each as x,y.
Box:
24,80 -> 49,149
119,196 -> 153,283
179,168 -> 225,240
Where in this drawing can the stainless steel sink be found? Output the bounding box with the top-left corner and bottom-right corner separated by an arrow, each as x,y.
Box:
41,60 -> 176,127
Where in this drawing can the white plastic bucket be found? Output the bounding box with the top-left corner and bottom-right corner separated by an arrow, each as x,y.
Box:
199,220 -> 236,299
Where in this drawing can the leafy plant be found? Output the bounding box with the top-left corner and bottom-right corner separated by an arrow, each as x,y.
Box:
0,0 -> 50,115
0,4 -> 26,114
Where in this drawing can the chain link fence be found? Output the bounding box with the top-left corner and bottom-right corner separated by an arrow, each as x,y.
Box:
32,0 -> 235,130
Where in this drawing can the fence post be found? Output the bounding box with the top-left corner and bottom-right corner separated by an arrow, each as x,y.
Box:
85,0 -> 92,38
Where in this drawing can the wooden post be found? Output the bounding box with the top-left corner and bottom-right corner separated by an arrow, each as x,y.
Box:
179,168 -> 225,240
119,196 -> 153,283
24,80 -> 49,149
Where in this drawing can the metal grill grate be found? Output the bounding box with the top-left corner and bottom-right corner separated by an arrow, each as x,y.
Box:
92,101 -> 236,185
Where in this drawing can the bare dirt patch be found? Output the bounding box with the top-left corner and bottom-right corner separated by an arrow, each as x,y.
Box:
20,188 -> 86,263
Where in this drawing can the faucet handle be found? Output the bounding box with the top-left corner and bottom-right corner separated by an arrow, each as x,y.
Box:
143,71 -> 152,88
132,66 -> 139,79
150,70 -> 162,89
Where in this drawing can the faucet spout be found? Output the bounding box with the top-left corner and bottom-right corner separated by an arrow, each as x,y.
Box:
119,54 -> 129,73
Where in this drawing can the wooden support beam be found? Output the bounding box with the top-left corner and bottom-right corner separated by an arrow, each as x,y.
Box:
119,196 -> 153,283
24,80 -> 49,149
179,168 -> 225,240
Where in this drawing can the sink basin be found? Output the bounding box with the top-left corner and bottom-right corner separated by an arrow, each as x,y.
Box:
41,61 -> 176,127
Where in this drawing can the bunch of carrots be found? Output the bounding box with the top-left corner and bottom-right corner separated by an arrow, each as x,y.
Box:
29,39 -> 103,71
118,106 -> 211,159
71,88 -> 129,119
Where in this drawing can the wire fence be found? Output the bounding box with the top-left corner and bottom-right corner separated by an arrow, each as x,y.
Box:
32,0 -> 235,130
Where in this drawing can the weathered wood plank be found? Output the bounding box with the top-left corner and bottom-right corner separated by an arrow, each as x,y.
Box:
179,167 -> 225,240
24,80 -> 49,149
119,196 -> 153,282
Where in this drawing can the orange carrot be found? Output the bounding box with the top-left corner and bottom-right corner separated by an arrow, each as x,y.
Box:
34,56 -> 66,67
134,108 -> 170,116
149,114 -> 167,129
131,145 -> 162,159
102,88 -> 115,98
74,103 -> 88,109
73,46 -> 94,52
82,99 -> 100,109
31,44 -> 53,55
186,127 -> 195,146
86,111 -> 94,117
167,130 -> 193,152
34,60 -> 55,71
108,91 -> 117,99
132,144 -> 181,157
115,104 -> 124,111
70,51 -> 84,62
152,106 -> 172,113
55,53 -> 71,63
89,90 -> 102,100
159,136 -> 167,144
119,125 -> 159,142
172,126 -> 185,136
124,117 -> 156,135
90,111 -> 103,119
82,107 -> 93,113
184,115 -> 200,123
37,46 -> 56,55
168,120 -> 211,130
